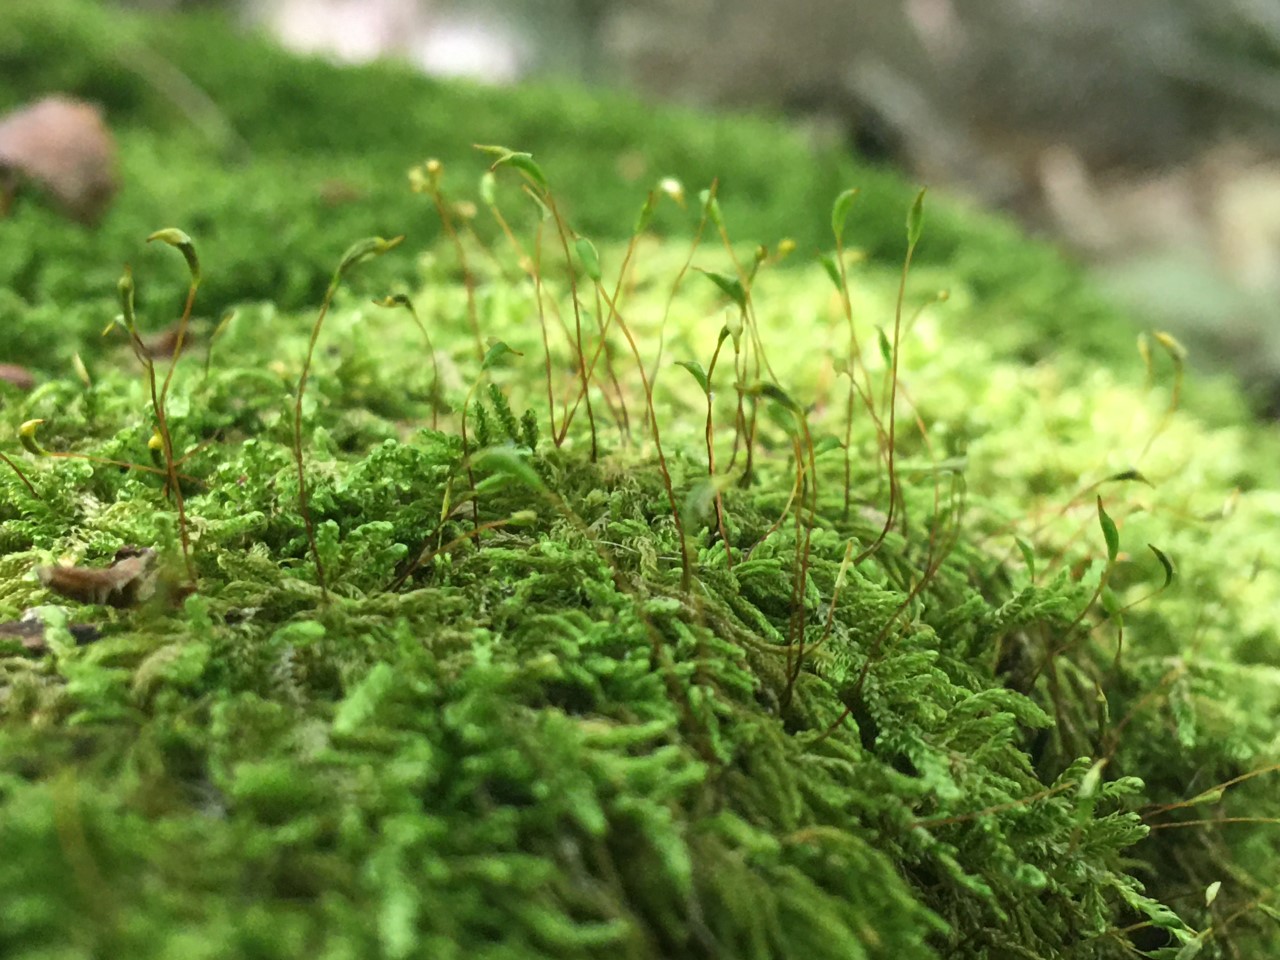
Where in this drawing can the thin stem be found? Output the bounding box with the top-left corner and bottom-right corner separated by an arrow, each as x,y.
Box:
155,279 -> 199,583
708,209 -> 775,486
459,376 -> 487,529
1142,763 -> 1280,820
293,277 -> 341,602
831,244 -> 889,520
591,280 -> 630,444
546,194 -> 597,461
704,334 -> 732,568
482,196 -> 566,447
853,230 -> 917,565
0,451 -> 39,498
429,187 -> 484,360
597,283 -> 690,589
559,232 -> 642,441
646,206 -> 709,404
42,449 -> 201,483
782,413 -> 819,709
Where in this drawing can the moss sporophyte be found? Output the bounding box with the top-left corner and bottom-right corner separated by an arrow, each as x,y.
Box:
1,115 -> 1278,958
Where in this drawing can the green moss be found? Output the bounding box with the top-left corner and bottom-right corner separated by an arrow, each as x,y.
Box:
0,3 -> 1278,959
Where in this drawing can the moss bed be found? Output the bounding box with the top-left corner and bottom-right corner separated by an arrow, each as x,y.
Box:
1,2 -> 1278,958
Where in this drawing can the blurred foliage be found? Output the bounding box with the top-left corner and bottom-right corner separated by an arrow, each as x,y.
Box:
601,0 -> 1280,182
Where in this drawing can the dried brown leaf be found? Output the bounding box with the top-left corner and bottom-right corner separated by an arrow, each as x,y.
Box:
36,546 -> 158,608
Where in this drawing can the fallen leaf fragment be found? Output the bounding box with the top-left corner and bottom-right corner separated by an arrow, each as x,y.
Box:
0,96 -> 118,225
36,546 -> 158,608
0,616 -> 101,654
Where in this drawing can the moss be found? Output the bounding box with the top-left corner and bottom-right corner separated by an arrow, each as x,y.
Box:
1,3 -> 1278,959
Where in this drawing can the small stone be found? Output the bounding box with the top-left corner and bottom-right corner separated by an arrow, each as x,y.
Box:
0,96 -> 118,225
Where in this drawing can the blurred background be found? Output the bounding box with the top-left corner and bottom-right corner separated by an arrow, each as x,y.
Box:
48,0 -> 1280,411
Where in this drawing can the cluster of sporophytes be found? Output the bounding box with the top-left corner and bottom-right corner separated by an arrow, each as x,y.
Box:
0,140 -> 1278,960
